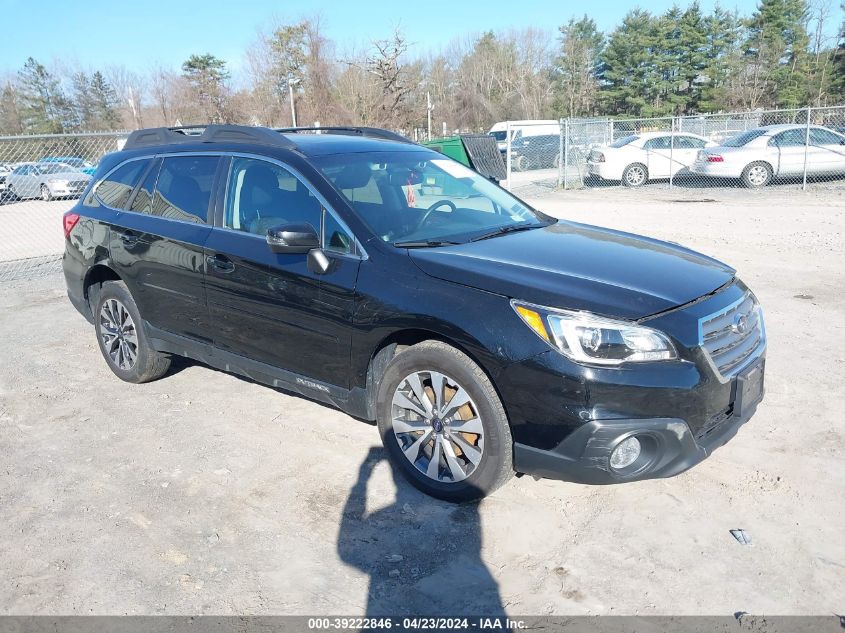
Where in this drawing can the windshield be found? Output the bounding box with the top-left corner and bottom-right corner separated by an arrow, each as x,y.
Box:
38,163 -> 80,174
722,129 -> 768,147
610,135 -> 639,148
490,131 -> 508,141
315,150 -> 552,245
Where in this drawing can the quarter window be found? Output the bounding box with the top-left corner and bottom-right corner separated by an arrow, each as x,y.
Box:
152,155 -> 219,223
96,159 -> 150,210
129,159 -> 161,215
224,157 -> 322,236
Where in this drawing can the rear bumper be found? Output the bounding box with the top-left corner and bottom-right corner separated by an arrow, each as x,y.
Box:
513,392 -> 760,484
587,162 -> 619,180
690,162 -> 743,178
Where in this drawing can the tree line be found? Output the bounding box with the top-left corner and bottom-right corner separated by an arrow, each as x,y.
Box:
0,0 -> 843,137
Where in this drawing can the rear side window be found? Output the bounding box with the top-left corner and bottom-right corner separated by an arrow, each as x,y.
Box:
769,130 -> 805,147
809,128 -> 843,145
96,159 -> 150,209
129,159 -> 161,215
152,156 -> 219,224
610,135 -> 639,148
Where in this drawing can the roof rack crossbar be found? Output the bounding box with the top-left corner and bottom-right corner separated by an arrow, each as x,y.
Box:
123,124 -> 298,151
273,126 -> 414,144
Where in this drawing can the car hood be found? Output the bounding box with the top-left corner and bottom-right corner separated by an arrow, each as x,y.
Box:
45,171 -> 90,180
408,221 -> 735,320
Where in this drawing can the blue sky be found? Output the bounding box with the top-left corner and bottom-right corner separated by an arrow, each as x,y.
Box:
0,0 -> 840,79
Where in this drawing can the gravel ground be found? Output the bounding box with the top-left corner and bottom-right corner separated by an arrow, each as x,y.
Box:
0,187 -> 843,616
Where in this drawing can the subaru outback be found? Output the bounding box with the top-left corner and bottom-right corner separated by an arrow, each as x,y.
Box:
62,125 -> 766,501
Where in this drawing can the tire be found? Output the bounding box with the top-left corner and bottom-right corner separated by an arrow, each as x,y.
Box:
376,340 -> 513,502
94,281 -> 170,383
553,154 -> 562,169
741,161 -> 772,188
40,184 -> 53,201
622,163 -> 648,187
513,155 -> 529,172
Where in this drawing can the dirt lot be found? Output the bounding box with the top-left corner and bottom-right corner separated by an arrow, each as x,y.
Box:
0,187 -> 843,616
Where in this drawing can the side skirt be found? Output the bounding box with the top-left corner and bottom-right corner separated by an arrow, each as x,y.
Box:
145,323 -> 371,420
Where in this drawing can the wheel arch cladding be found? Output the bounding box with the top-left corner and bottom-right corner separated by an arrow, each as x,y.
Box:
84,264 -> 123,315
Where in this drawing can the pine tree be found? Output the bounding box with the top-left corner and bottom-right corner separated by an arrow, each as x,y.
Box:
89,71 -> 121,130
600,10 -> 662,116
699,7 -> 744,111
181,54 -> 231,123
0,81 -> 24,134
17,57 -> 70,133
554,16 -> 605,117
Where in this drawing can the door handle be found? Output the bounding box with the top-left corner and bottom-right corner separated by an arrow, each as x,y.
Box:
206,254 -> 235,273
119,232 -> 139,247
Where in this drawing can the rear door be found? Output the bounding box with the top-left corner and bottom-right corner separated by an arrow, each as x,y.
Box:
644,136 -> 673,178
204,155 -> 362,389
109,154 -> 220,341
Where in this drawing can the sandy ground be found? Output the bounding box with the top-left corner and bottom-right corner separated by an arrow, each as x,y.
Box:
0,187 -> 844,616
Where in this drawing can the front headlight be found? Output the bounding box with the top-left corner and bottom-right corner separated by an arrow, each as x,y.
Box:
512,300 -> 677,365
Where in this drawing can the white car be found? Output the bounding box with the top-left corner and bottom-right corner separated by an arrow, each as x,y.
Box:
5,162 -> 92,201
587,132 -> 716,187
690,124 -> 845,188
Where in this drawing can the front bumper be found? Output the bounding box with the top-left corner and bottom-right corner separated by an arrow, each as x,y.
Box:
513,371 -> 762,484
499,281 -> 766,484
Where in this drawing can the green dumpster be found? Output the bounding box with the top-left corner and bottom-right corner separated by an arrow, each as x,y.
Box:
421,134 -> 506,183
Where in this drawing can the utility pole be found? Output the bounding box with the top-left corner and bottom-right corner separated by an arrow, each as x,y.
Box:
426,91 -> 432,141
288,77 -> 297,127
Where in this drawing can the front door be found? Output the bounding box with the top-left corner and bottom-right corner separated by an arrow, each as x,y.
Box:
204,156 -> 361,389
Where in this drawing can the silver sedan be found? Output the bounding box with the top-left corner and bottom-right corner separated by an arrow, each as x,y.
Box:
691,124 -> 845,187
5,162 -> 92,201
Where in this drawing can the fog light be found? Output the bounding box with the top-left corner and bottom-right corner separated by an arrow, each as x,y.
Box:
610,436 -> 641,470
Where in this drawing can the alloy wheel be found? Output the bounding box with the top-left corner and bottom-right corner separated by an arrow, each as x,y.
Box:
747,165 -> 769,186
99,298 -> 139,370
391,370 -> 484,483
41,184 -> 51,201
625,165 -> 646,186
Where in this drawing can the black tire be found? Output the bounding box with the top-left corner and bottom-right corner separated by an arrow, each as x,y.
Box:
622,163 -> 648,187
376,340 -> 513,502
40,183 -> 53,201
741,161 -> 773,188
513,155 -> 529,172
94,281 -> 170,383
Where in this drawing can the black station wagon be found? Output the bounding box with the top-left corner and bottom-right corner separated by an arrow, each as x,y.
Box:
62,125 -> 766,501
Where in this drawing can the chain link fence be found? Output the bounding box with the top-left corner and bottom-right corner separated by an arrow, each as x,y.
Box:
501,105 -> 845,194
0,132 -> 127,282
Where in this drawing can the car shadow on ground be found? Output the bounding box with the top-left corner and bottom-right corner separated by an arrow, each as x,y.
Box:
337,446 -> 507,619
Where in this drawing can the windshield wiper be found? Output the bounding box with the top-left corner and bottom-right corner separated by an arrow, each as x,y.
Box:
393,239 -> 462,248
469,223 -> 545,242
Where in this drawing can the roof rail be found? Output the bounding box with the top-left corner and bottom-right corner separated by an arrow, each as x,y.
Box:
123,124 -> 297,151
274,126 -> 414,144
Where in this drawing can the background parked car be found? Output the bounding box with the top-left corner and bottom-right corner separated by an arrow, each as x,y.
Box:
39,156 -> 97,176
6,162 -> 92,201
0,163 -> 12,202
488,120 -> 559,152
587,132 -> 715,186
691,124 -> 845,187
506,134 -> 562,171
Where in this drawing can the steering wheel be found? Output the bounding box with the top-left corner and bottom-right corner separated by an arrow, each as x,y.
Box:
415,200 -> 457,231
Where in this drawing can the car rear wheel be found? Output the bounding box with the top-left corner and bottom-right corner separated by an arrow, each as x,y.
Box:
622,163 -> 648,187
376,340 -> 513,502
40,184 -> 53,201
741,162 -> 772,188
94,281 -> 171,383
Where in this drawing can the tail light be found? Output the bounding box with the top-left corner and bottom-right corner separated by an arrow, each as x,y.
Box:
63,212 -> 80,239
706,154 -> 724,163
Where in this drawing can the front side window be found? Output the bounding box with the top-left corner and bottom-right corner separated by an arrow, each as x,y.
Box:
152,155 -> 218,223
314,150 -> 552,245
809,128 -> 844,145
770,130 -> 805,147
96,159 -> 150,210
224,157 -> 323,236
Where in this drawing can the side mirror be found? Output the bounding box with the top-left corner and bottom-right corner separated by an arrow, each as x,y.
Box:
266,223 -> 320,254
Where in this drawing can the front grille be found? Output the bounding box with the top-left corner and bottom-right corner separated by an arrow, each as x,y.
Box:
68,180 -> 87,189
700,292 -> 765,379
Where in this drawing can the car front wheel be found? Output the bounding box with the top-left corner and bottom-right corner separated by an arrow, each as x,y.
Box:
94,281 -> 171,383
40,184 -> 53,201
376,340 -> 514,502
